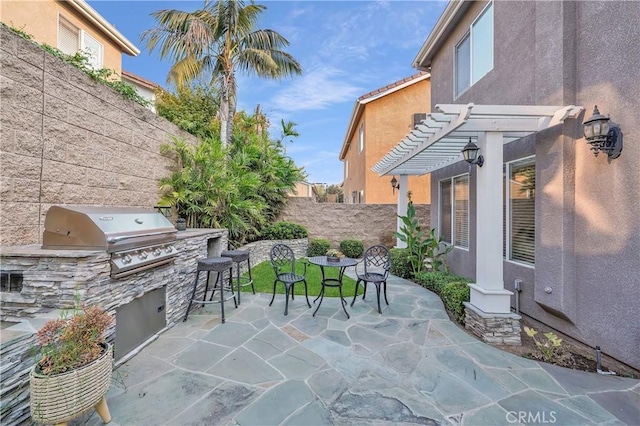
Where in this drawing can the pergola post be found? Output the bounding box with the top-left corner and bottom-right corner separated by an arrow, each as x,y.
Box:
465,131 -> 520,344
395,175 -> 409,248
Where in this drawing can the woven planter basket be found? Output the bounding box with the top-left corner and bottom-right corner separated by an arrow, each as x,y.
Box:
30,343 -> 113,424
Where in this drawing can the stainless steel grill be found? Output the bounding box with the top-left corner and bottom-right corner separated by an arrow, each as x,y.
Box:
42,206 -> 179,278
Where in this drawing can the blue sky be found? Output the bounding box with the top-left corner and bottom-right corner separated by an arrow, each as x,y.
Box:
89,0 -> 447,185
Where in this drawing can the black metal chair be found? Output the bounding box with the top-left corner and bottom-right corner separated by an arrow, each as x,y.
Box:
183,257 -> 237,324
269,244 -> 311,315
351,245 -> 391,314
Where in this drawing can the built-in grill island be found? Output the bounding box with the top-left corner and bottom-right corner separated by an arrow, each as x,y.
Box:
1,205 -> 227,363
42,206 -> 179,279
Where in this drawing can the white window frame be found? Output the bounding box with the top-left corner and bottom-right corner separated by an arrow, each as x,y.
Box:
345,160 -> 348,178
454,1 -> 493,98
57,14 -> 104,69
504,155 -> 535,268
358,123 -> 364,153
439,173 -> 469,250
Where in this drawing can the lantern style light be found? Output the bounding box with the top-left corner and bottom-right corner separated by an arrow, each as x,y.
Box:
582,106 -> 622,159
461,138 -> 484,167
390,176 -> 400,194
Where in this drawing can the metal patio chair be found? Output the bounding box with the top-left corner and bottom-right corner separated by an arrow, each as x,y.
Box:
269,244 -> 311,315
351,244 -> 391,314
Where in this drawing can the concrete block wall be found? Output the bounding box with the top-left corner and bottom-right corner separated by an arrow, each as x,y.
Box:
278,197 -> 430,248
0,25 -> 198,247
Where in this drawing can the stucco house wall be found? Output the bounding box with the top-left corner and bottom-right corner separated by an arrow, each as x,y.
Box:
0,25 -> 198,246
1,0 -> 128,74
426,0 -> 640,369
341,76 -> 431,204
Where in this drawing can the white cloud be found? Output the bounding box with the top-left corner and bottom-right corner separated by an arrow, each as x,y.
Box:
269,67 -> 363,112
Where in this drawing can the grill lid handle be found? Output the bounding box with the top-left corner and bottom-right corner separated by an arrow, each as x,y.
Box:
107,230 -> 177,243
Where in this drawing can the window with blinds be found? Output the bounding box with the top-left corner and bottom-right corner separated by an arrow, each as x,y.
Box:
454,175 -> 469,247
58,16 -> 103,69
440,175 -> 469,248
58,17 -> 79,56
440,180 -> 452,244
508,158 -> 535,264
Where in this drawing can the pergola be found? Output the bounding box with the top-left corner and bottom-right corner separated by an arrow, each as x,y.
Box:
373,103 -> 583,314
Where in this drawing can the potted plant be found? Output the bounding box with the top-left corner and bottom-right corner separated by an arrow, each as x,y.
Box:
326,249 -> 342,262
30,305 -> 114,425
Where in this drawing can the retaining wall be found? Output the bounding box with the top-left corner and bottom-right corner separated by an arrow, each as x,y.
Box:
0,25 -> 198,247
278,197 -> 430,248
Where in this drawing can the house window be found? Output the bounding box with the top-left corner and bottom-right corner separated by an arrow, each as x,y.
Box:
358,123 -> 364,152
439,174 -> 469,248
352,191 -> 357,204
358,190 -> 364,203
506,157 -> 535,265
345,160 -> 348,178
58,16 -> 103,69
455,1 -> 493,97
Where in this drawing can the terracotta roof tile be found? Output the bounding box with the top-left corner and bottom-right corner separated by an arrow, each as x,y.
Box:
357,71 -> 428,102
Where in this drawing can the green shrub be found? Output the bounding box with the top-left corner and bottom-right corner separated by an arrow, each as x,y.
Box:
262,222 -> 308,240
339,240 -> 364,258
308,239 -> 330,257
414,271 -> 472,323
390,248 -> 413,279
440,281 -> 470,323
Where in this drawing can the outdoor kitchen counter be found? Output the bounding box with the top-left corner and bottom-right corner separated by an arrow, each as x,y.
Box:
0,244 -> 105,257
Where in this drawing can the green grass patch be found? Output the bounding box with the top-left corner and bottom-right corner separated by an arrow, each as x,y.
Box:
243,259 -> 360,298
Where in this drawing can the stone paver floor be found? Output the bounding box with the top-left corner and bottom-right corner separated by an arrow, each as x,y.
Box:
85,274 -> 639,425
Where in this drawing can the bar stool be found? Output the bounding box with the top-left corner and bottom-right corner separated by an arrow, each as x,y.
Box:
221,249 -> 254,305
183,257 -> 236,324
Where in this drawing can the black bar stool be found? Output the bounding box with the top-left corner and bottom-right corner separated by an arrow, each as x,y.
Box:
221,249 -> 254,305
183,257 -> 236,324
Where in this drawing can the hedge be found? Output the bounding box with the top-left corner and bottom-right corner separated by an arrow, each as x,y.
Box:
390,248 -> 413,279
414,271 -> 472,323
340,240 -> 364,258
308,239 -> 331,257
262,222 -> 308,240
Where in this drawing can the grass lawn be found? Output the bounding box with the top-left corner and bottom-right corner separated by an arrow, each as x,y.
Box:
242,259 -> 362,298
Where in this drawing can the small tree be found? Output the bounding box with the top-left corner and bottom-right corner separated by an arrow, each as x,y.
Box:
394,201 -> 452,276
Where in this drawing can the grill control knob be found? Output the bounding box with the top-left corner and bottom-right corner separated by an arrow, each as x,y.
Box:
165,246 -> 174,253
153,248 -> 162,256
123,254 -> 132,264
139,250 -> 148,260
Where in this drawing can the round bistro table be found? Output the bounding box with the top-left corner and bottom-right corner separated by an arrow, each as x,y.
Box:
308,256 -> 358,319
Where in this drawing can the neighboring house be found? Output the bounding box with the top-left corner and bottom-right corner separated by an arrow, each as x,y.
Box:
1,0 -> 138,73
374,0 -> 639,370
122,70 -> 160,112
340,73 -> 431,204
291,181 -> 316,198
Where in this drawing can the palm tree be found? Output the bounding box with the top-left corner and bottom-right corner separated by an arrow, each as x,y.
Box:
142,0 -> 302,146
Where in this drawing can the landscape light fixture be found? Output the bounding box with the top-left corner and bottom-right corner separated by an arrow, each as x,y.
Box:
390,176 -> 400,194
582,105 -> 623,159
461,138 -> 484,167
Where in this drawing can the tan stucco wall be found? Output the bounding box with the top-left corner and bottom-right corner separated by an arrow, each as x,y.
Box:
1,0 -> 123,74
342,79 -> 431,204
291,182 -> 313,197
0,25 -> 197,246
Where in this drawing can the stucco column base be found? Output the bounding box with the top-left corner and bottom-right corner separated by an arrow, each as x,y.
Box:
464,302 -> 522,346
468,283 -> 513,314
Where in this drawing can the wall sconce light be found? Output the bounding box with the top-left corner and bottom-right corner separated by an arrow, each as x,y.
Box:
582,105 -> 623,159
390,176 -> 400,194
461,138 -> 484,167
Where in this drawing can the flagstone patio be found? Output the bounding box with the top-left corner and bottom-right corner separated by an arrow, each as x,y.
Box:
84,274 -> 639,425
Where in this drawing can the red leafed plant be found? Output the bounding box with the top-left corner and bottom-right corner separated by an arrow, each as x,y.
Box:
35,306 -> 113,375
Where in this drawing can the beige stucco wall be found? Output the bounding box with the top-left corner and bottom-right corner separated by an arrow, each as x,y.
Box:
0,25 -> 197,246
1,0 -> 123,74
342,79 -> 431,204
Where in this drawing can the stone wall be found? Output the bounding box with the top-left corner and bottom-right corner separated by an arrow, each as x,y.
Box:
278,197 -> 430,248
0,25 -> 198,247
0,230 -> 225,426
234,238 -> 308,275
